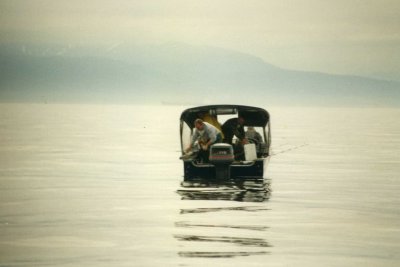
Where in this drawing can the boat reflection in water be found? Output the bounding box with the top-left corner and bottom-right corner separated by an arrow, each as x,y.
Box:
177,177 -> 271,202
175,177 -> 272,259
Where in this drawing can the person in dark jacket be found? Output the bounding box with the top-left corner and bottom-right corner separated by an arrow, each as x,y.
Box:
221,117 -> 246,145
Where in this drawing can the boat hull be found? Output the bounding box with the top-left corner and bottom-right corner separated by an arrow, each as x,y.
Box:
182,157 -> 269,181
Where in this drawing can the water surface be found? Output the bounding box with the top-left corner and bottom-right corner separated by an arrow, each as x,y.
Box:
0,104 -> 399,266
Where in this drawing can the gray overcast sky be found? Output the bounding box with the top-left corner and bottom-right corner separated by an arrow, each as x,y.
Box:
1,0 -> 400,80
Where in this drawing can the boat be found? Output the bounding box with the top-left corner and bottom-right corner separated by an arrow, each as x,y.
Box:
179,105 -> 271,181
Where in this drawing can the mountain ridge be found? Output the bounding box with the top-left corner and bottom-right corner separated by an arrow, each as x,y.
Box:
0,43 -> 399,106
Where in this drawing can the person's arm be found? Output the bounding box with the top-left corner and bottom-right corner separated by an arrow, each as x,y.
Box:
233,124 -> 245,140
186,130 -> 199,152
208,125 -> 218,143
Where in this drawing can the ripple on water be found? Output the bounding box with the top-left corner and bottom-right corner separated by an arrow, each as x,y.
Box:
176,177 -> 272,259
177,177 -> 271,202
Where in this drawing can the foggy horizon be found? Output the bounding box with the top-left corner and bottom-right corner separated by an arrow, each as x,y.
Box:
1,1 -> 399,106
1,1 -> 399,81
1,41 -> 399,106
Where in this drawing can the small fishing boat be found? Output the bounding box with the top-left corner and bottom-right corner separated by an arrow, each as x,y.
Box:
179,105 -> 271,181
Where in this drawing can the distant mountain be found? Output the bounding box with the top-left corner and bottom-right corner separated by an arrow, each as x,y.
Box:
0,43 -> 399,106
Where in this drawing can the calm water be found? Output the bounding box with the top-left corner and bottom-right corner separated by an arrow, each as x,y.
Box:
0,104 -> 399,266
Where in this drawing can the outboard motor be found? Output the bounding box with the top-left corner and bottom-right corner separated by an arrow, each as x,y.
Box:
209,143 -> 234,179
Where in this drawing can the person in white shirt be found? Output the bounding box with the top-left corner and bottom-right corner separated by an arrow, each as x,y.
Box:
186,119 -> 222,162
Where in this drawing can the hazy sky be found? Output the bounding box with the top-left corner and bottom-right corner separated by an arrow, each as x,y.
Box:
1,0 -> 399,80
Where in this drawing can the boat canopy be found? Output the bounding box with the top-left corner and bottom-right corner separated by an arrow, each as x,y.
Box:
180,105 -> 270,128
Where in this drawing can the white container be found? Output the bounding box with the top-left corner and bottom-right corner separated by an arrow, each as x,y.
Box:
244,143 -> 257,161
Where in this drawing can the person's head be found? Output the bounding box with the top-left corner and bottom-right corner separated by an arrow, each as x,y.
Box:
194,119 -> 205,130
238,117 -> 245,125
